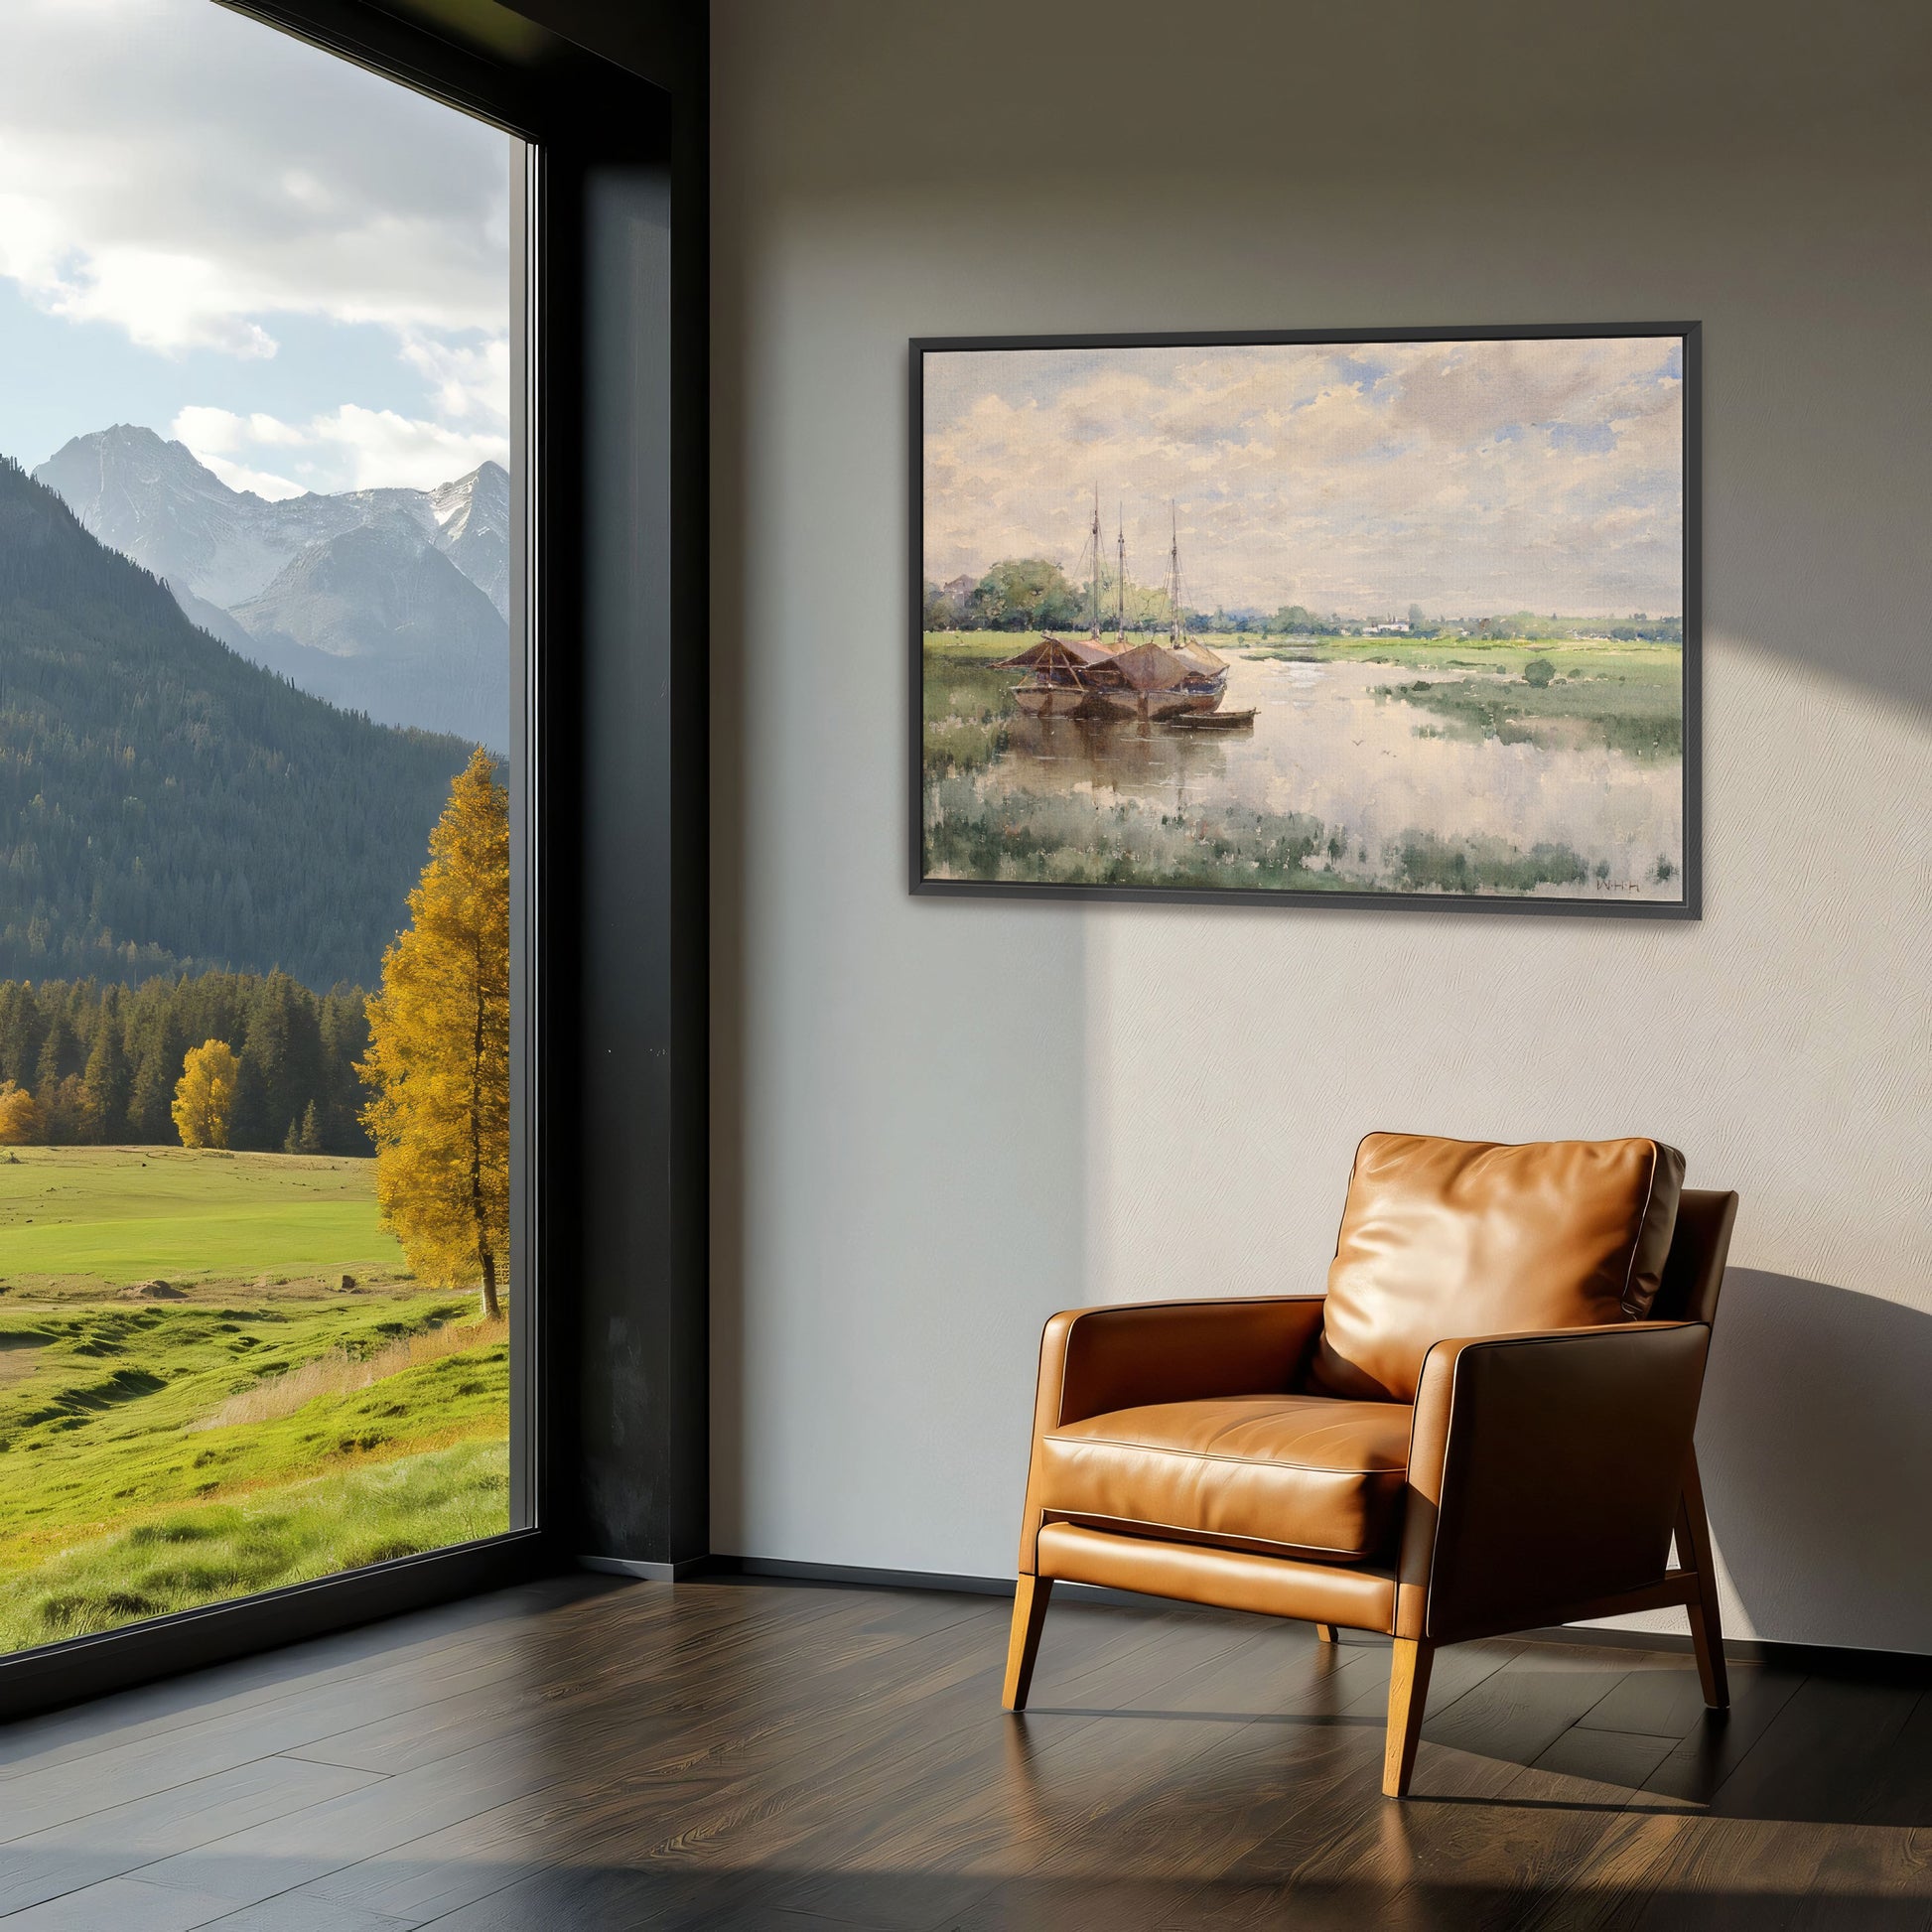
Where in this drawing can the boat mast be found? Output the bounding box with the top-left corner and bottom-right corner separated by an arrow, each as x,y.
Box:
1116,503 -> 1126,642
1169,504 -> 1183,646
1089,485 -> 1101,639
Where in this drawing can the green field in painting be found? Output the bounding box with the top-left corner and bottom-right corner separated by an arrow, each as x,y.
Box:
925,630 -> 1683,755
922,631 -> 1684,763
919,633 -> 1684,894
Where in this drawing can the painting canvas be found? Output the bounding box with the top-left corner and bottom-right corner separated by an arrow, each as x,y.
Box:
911,327 -> 1698,915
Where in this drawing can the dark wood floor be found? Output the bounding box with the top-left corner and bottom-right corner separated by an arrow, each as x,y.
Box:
1,1575 -> 1928,1930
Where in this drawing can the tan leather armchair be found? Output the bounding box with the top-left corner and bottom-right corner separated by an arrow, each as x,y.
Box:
1003,1133 -> 1738,1798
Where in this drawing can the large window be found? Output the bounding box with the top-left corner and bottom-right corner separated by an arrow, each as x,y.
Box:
0,0 -> 527,1652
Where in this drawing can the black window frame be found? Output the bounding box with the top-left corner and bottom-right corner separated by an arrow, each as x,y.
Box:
0,0 -> 710,1721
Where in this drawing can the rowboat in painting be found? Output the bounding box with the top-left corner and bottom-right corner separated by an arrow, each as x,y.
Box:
1165,707 -> 1256,731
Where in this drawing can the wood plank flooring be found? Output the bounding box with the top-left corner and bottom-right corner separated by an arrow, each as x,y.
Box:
1,1575 -> 1927,1929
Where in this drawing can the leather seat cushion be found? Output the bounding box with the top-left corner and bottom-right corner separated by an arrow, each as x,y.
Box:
1307,1133 -> 1687,1404
1035,1394 -> 1412,1564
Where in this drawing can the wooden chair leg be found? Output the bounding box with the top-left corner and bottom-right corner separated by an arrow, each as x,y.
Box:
1677,1448 -> 1729,1710
1313,1622 -> 1338,1644
1382,1638 -> 1434,1798
1003,1575 -> 1053,1712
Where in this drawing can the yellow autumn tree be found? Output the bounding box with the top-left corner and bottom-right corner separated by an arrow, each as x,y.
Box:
0,1079 -> 42,1146
358,749 -> 510,1318
171,1040 -> 240,1149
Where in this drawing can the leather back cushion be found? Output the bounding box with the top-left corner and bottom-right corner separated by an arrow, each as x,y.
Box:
1306,1133 -> 1686,1403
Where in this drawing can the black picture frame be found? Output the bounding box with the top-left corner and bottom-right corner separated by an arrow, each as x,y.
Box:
908,323 -> 1701,919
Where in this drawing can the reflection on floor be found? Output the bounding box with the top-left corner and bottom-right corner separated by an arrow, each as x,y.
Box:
0,1574 -> 1927,1928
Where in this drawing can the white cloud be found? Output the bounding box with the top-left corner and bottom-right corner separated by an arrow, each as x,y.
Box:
0,0 -> 509,354
198,456 -> 309,500
924,339 -> 1686,616
168,405 -> 301,497
309,403 -> 508,491
32,244 -> 282,359
172,401 -> 507,498
2,0 -> 511,491
397,333 -> 510,424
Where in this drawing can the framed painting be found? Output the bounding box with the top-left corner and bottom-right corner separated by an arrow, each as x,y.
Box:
909,325 -> 1700,916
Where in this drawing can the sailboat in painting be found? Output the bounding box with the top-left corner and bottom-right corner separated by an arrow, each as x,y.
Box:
994,497 -> 1228,721
994,490 -> 1120,715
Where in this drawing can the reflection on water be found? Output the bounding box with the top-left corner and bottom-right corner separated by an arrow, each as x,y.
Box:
979,655 -> 1683,897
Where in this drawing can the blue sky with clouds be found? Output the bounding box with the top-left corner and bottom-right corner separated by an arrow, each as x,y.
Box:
0,0 -> 512,493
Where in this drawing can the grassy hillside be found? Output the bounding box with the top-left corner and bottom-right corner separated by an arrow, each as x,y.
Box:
0,1148 -> 508,1650
0,1442 -> 508,1651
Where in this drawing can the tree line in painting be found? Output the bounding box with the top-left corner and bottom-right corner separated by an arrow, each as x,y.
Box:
922,556 -> 1683,643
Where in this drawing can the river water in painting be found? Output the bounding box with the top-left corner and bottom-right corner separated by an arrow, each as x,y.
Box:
957,653 -> 1683,900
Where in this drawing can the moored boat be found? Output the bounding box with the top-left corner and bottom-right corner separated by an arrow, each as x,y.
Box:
1076,638 -> 1221,720
994,497 -> 1228,723
999,635 -> 1119,713
994,491 -> 1127,712
1076,509 -> 1228,719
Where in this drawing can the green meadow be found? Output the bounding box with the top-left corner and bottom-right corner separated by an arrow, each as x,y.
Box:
0,1145 -> 407,1289
0,1148 -> 509,1650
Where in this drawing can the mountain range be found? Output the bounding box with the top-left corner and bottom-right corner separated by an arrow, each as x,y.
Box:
34,426 -> 509,750
0,456 -> 476,989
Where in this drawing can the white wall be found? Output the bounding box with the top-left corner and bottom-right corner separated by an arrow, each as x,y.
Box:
710,0 -> 1932,1650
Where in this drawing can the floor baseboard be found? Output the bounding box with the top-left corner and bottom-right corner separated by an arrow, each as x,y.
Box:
696,1554 -> 1014,1595
578,1554 -> 710,1583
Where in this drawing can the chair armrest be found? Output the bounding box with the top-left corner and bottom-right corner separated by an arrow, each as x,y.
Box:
1033,1297 -> 1327,1435
1017,1298 -> 1325,1575
1396,1320 -> 1710,1641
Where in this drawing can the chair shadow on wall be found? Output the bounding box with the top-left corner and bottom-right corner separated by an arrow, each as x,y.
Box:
1699,1269 -> 1932,1663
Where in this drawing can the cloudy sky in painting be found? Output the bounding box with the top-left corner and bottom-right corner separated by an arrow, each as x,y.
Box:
0,0 -> 511,493
924,338 -> 1685,617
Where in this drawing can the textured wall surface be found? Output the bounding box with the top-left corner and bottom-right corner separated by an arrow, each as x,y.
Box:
710,0 -> 1931,1648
